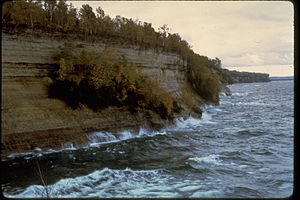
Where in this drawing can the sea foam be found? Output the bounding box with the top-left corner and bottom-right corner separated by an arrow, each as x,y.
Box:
188,154 -> 222,165
5,167 -> 173,198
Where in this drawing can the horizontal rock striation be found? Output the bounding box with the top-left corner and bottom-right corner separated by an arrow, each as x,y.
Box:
1,32 -> 189,161
2,32 -> 187,96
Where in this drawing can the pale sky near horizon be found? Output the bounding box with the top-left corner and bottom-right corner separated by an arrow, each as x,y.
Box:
69,1 -> 294,77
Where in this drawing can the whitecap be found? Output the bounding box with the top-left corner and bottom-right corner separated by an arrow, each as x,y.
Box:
7,152 -> 33,159
43,149 -> 59,154
235,101 -> 266,107
220,101 -> 234,106
201,112 -> 216,124
173,112 -> 216,131
232,92 -> 248,96
238,165 -> 248,169
61,142 -> 76,150
89,143 -> 101,148
278,182 -> 293,190
219,92 -> 226,96
188,154 -> 222,165
7,128 -> 167,161
258,167 -> 270,173
118,130 -> 133,140
174,116 -> 203,129
156,130 -> 167,135
87,132 -> 117,144
4,184 -> 48,198
191,189 -> 223,198
138,127 -> 149,137
178,185 -> 203,192
7,167 -> 173,198
138,128 -> 166,137
7,146 -> 74,161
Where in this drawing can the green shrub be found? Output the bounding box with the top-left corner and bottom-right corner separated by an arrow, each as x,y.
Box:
188,65 -> 221,103
135,76 -> 174,119
186,52 -> 222,103
50,46 -> 175,118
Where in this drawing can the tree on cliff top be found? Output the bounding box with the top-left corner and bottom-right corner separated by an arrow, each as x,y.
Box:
79,4 -> 96,37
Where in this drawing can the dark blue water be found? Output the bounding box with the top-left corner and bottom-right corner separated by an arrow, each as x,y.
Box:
2,80 -> 294,198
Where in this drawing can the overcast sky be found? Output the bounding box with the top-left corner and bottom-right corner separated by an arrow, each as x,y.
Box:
69,1 -> 294,76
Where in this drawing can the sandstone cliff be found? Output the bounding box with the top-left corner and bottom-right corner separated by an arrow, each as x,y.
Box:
1,31 -> 199,161
1,30 -> 270,161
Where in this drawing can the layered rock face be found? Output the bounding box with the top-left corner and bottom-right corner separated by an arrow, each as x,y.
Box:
2,32 -> 187,95
1,32 -> 188,160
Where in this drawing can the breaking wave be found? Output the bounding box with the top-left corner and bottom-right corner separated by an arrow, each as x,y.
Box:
3,80 -> 294,198
4,168 -> 174,198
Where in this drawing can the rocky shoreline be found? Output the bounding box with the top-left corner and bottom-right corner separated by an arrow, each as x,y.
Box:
1,30 -> 269,161
1,31 -> 198,161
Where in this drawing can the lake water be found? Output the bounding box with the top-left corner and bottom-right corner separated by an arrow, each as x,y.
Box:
2,80 -> 294,198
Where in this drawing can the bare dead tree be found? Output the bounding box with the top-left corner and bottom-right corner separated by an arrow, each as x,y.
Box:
35,158 -> 50,198
33,147 -> 51,198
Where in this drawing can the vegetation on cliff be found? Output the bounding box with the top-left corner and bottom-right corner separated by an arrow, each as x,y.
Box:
3,0 -> 224,109
187,53 -> 222,102
49,44 -> 175,119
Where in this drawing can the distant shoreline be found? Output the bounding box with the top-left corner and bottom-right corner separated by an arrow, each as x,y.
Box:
269,76 -> 294,81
